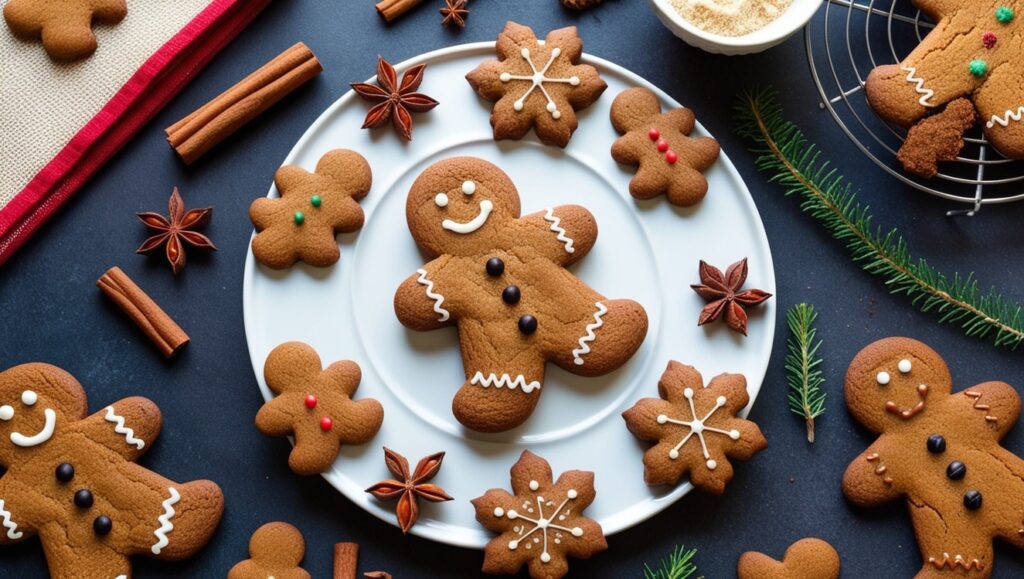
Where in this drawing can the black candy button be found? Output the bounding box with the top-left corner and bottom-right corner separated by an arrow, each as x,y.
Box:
93,515 -> 112,536
927,434 -> 946,454
55,463 -> 74,483
486,257 -> 504,277
74,489 -> 94,508
963,490 -> 983,510
502,285 -> 521,305
518,315 -> 538,335
947,461 -> 967,480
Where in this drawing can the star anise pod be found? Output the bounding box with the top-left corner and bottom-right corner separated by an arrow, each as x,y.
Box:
351,57 -> 439,142
136,187 -> 216,274
690,258 -> 772,336
440,0 -> 468,28
365,448 -> 453,533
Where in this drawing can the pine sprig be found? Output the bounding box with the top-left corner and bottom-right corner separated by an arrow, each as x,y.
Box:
643,545 -> 700,579
785,303 -> 826,442
734,88 -> 1024,349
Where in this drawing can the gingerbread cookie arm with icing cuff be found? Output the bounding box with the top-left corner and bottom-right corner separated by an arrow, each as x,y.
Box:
975,58 -> 1024,159
517,205 -> 597,266
953,380 -> 1021,439
841,439 -> 902,507
394,256 -> 456,331
72,396 -> 162,461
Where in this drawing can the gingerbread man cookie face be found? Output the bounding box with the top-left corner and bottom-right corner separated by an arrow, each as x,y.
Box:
256,342 -> 384,475
737,538 -> 841,579
0,363 -> 224,577
866,2 -> 1024,159
843,337 -> 1024,578
610,87 -> 721,207
395,157 -> 649,432
466,21 -> 607,148
4,0 -> 127,61
250,149 -> 372,269
228,522 -> 311,579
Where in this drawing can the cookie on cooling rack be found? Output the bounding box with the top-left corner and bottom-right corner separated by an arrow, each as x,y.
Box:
865,2 -> 1024,160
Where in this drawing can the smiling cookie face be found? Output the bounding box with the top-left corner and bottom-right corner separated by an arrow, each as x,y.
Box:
845,337 -> 953,433
406,157 -> 522,257
0,363 -> 87,465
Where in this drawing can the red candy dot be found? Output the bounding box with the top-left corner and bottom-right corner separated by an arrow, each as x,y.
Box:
648,128 -> 660,141
320,417 -> 333,431
666,150 -> 678,164
656,139 -> 669,152
983,32 -> 998,48
304,394 -> 317,409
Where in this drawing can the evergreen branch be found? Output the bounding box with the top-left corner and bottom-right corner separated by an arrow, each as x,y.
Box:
643,545 -> 700,579
785,303 -> 826,442
734,88 -> 1024,349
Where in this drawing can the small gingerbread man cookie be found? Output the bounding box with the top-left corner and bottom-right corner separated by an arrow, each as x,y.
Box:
250,149 -> 371,269
610,87 -> 720,206
737,538 -> 841,579
843,337 -> 1024,577
228,522 -> 311,579
0,362 -> 224,577
4,0 -> 127,61
466,21 -> 607,148
394,157 -> 648,432
256,342 -> 384,475
471,451 -> 607,579
622,361 -> 767,495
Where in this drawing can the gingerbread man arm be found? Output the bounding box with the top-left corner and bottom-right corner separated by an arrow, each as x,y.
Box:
519,205 -> 597,266
957,381 -> 1021,440
72,397 -> 162,461
0,477 -> 35,545
842,439 -> 901,507
610,131 -> 646,165
394,256 -> 455,331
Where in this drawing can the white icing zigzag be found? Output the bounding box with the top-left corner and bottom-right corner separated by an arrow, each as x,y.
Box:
987,107 -> 1024,129
416,269 -> 450,322
572,302 -> 607,366
471,372 -> 541,393
151,487 -> 180,555
543,208 -> 575,253
104,406 -> 145,450
902,66 -> 935,107
0,499 -> 22,540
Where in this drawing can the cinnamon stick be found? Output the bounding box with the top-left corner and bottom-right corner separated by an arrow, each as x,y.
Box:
333,542 -> 359,579
375,0 -> 423,23
97,267 -> 189,358
165,42 -> 322,165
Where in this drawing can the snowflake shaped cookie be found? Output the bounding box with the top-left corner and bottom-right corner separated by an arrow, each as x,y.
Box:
466,21 -> 606,148
622,361 -> 767,495
472,451 -> 606,579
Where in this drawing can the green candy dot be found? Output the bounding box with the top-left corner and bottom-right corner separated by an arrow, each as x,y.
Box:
996,6 -> 1014,23
310,195 -> 322,208
969,59 -> 988,77
294,211 -> 305,225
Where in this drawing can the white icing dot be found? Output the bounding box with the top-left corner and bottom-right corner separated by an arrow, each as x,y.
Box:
493,507 -> 504,517
513,101 -> 524,111
0,406 -> 12,421
500,72 -> 511,82
716,395 -> 727,405
551,47 -> 561,58
729,430 -> 741,440
898,359 -> 912,373
567,489 -> 577,499
507,509 -> 519,520
462,180 -> 476,195
657,414 -> 668,424
541,553 -> 551,563
684,388 -> 694,398
546,102 -> 556,113
571,527 -> 583,537
520,47 -> 530,58
669,449 -> 679,459
707,459 -> 717,470
21,390 -> 36,406
569,76 -> 580,86
434,192 -> 449,207
876,371 -> 891,385
552,110 -> 561,120
529,480 -> 539,491
509,540 -> 519,550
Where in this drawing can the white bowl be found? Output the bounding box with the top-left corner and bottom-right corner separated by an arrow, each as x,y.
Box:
647,0 -> 823,55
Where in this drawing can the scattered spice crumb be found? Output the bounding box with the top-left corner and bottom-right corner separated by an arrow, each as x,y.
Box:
668,0 -> 793,37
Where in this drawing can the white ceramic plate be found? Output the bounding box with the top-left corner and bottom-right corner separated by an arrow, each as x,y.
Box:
243,42 -> 776,549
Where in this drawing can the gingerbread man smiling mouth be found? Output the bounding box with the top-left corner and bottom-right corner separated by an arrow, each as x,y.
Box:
0,389 -> 57,447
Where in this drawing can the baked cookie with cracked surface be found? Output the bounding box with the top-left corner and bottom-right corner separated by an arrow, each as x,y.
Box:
4,0 -> 127,61
0,362 -> 224,577
865,2 -> 1024,159
843,337 -> 1024,578
737,538 -> 841,579
466,21 -> 607,148
393,157 -> 648,433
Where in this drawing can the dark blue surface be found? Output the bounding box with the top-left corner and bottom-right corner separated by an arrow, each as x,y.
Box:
3,1 -> 1024,576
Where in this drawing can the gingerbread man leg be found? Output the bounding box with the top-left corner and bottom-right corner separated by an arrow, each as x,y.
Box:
909,498 -> 993,578
550,298 -> 648,377
975,59 -> 1024,159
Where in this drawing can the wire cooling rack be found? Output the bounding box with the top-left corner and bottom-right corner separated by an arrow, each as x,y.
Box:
805,0 -> 1024,216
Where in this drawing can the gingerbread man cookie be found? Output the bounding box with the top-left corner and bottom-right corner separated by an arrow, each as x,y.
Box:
228,522 -> 311,579
393,157 -> 648,433
866,3 -> 1024,159
466,21 -> 607,148
256,342 -> 383,476
250,149 -> 372,269
610,87 -> 721,207
737,538 -> 841,579
622,361 -> 767,495
471,451 -> 606,579
0,362 -> 224,577
4,0 -> 127,61
843,337 -> 1024,578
